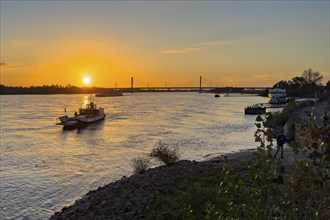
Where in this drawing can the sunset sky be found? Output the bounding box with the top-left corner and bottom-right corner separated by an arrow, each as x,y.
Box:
1,1 -> 329,88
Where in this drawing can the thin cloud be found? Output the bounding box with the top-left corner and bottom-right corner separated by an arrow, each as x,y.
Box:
161,39 -> 239,54
161,36 -> 270,55
161,46 -> 201,54
1,62 -> 38,68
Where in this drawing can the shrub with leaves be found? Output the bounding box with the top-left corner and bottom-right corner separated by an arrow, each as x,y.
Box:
206,111 -> 330,219
285,111 -> 330,219
207,114 -> 286,219
131,156 -> 150,174
267,100 -> 300,126
150,141 -> 180,165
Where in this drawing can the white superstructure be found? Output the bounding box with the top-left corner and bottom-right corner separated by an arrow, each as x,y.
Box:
268,88 -> 287,104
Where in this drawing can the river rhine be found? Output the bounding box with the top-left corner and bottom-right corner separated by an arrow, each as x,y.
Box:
1,92 -> 268,219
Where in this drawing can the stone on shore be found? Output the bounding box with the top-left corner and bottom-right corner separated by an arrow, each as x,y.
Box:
50,159 -> 228,220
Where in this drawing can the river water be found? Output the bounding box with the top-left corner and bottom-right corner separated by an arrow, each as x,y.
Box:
0,92 -> 267,219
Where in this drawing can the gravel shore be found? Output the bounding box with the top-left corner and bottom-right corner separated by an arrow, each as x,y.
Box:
50,159 -> 226,220
49,147 -> 303,220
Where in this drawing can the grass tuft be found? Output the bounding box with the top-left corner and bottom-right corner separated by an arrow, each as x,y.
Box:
150,141 -> 180,165
131,156 -> 150,174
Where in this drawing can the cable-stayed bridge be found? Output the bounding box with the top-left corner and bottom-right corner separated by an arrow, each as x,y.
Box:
110,76 -> 268,94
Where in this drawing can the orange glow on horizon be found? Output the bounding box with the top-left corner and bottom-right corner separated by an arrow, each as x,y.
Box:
0,54 -> 134,87
1,37 -> 329,88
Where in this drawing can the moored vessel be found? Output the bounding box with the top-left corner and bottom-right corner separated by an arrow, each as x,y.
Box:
95,92 -> 123,97
244,104 -> 266,115
268,88 -> 287,104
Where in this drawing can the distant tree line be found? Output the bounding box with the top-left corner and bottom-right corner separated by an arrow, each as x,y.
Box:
211,87 -> 264,94
1,69 -> 329,97
0,84 -> 265,95
263,69 -> 329,98
0,84 -> 126,95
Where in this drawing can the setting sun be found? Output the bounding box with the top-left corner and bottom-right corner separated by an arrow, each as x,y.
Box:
83,77 -> 90,85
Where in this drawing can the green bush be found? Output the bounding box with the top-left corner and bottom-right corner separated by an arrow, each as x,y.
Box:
150,141 -> 180,165
269,100 -> 300,126
131,156 -> 150,174
206,112 -> 330,219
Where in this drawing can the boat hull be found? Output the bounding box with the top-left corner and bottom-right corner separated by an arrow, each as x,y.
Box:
57,114 -> 105,129
244,107 -> 266,115
268,98 -> 287,104
95,93 -> 123,97
75,115 -> 105,124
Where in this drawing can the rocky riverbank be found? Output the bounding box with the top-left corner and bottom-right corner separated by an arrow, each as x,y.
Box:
49,148 -> 303,220
50,158 -> 228,220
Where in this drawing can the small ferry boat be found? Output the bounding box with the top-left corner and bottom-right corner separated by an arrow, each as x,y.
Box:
56,96 -> 105,129
95,92 -> 123,97
244,105 -> 266,115
268,88 -> 287,104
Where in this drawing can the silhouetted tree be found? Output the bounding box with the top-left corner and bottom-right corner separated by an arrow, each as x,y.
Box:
272,69 -> 325,98
302,68 -> 323,85
290,77 -> 306,88
273,80 -> 289,88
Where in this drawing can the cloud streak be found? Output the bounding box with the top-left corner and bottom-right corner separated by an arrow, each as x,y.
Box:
161,36 -> 269,55
0,62 -> 38,68
161,39 -> 239,54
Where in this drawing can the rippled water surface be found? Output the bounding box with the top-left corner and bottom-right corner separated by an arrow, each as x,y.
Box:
1,93 -> 267,219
